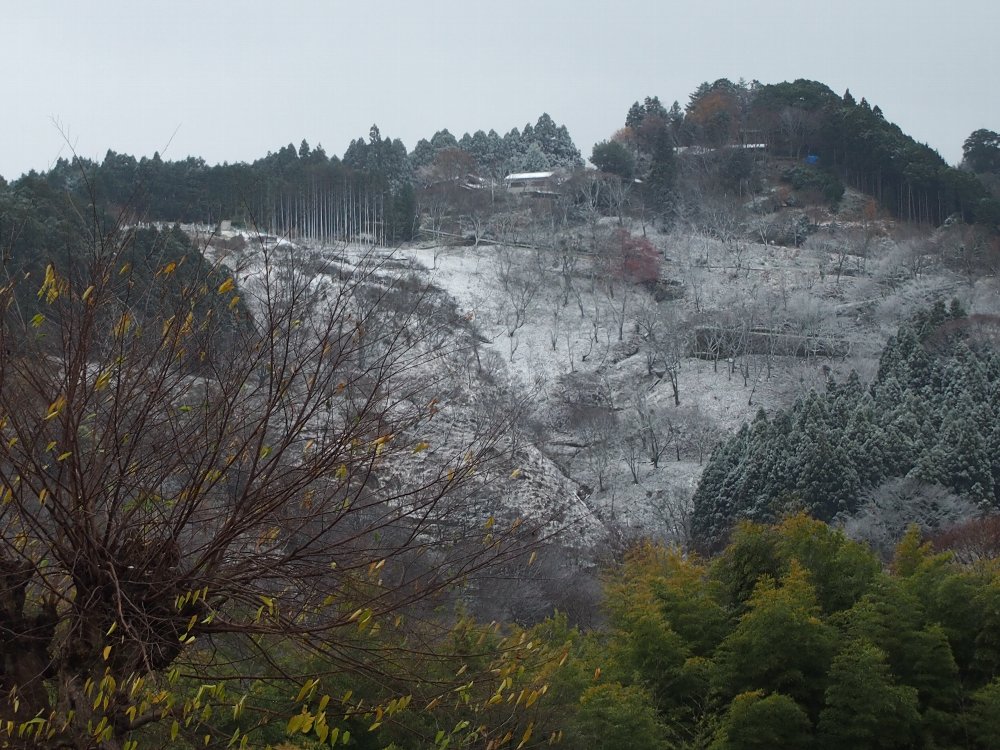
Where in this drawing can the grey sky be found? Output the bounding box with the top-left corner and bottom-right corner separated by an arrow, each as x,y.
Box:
3,0 -> 997,180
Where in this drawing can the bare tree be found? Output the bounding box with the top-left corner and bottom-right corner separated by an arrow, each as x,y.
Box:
630,392 -> 673,469
622,433 -> 644,485
0,213 -> 538,747
649,486 -> 695,546
841,478 -> 979,560
701,198 -> 750,273
577,407 -> 620,493
605,176 -> 632,227
491,249 -> 541,362
675,406 -> 721,464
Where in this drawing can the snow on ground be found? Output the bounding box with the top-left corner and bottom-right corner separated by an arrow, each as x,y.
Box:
196,226 -> 981,548
391,240 -> 829,541
201,234 -> 612,547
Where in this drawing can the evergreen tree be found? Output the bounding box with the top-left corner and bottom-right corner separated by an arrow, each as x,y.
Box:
774,515 -> 881,614
966,679 -> 1000,749
572,683 -> 670,750
644,128 -> 677,217
817,639 -> 920,749
916,396 -> 993,504
713,563 -> 837,713
795,434 -> 860,518
710,691 -> 813,750
590,140 -> 635,179
962,129 -> 1000,173
408,137 -> 436,171
625,101 -> 645,129
514,141 -> 550,172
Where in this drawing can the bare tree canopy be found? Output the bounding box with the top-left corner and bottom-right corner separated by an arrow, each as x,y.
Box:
0,207 -> 540,747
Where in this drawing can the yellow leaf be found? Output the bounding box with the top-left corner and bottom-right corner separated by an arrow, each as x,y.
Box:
82,285 -> 95,301
294,678 -> 317,704
217,277 -> 235,294
510,468 -> 521,479
228,295 -> 241,310
528,551 -> 537,566
413,441 -> 430,453
517,722 -> 534,750
335,464 -> 348,480
286,713 -> 304,734
30,313 -> 45,328
160,262 -> 177,276
37,264 -> 61,303
102,646 -> 112,661
112,312 -> 133,338
45,395 -> 66,420
94,369 -> 113,391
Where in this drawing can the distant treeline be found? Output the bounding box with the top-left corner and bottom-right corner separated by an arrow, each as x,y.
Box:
49,133 -> 417,244
3,80 -> 997,250
614,79 -> 1000,228
0,112 -> 589,246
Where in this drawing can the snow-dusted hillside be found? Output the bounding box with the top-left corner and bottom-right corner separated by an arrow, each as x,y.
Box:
198,220 -> 1000,555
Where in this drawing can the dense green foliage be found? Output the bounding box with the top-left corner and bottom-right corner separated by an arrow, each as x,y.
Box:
748,80 -> 1000,227
591,140 -> 636,180
963,129 -> 1000,175
141,516 -> 1000,749
692,302 -> 1000,550
780,164 -> 844,206
612,96 -> 680,217
538,517 -> 1000,749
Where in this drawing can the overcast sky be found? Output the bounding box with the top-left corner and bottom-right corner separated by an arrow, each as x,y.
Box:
3,0 -> 997,180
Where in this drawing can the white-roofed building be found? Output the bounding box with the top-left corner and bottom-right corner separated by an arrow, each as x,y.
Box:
504,171 -> 558,195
